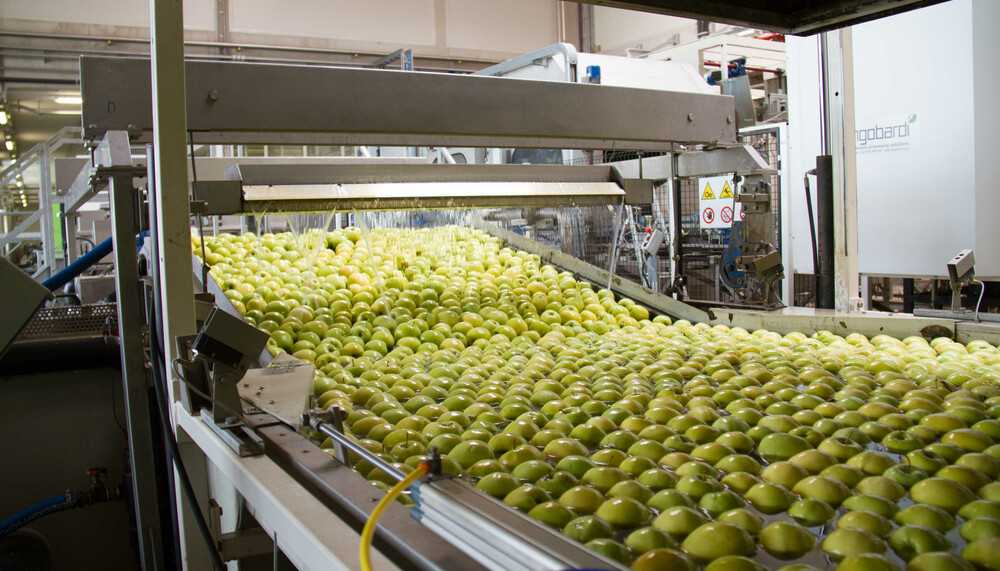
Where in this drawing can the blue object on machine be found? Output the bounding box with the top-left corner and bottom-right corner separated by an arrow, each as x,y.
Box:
719,221 -> 747,290
0,493 -> 75,539
586,65 -> 601,79
42,236 -> 114,292
706,58 -> 748,85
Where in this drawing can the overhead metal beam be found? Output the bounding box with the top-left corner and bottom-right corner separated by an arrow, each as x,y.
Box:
568,0 -> 947,36
80,57 -> 737,150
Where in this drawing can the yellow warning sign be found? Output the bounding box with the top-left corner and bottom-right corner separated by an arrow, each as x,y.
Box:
701,182 -> 715,200
720,181 -> 734,199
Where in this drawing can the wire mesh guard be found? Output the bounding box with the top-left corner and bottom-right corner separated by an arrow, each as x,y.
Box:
16,303 -> 118,340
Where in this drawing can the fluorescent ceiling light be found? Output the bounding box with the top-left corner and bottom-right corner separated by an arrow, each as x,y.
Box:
4,140 -> 12,151
44,110 -> 82,116
0,111 -> 7,125
55,96 -> 83,105
16,180 -> 23,188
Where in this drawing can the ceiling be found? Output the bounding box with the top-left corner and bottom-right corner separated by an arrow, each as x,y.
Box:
572,0 -> 949,35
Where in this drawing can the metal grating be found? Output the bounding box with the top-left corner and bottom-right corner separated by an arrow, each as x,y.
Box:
16,303 -> 118,340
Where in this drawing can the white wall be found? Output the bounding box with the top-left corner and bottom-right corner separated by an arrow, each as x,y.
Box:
1,0 -> 565,62
593,7 -> 696,55
785,35 -> 823,274
0,0 -> 215,31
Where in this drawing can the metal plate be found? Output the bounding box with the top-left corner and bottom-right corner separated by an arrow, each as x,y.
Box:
81,57 -> 737,150
238,354 -> 314,429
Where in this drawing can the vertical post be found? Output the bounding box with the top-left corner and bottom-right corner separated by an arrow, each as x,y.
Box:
902,278 -> 915,314
150,0 -> 206,568
671,175 -> 683,298
820,29 -> 860,310
38,146 -> 55,278
108,165 -> 166,569
816,155 -> 835,309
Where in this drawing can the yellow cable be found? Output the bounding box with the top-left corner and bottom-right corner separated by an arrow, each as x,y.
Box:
359,463 -> 430,571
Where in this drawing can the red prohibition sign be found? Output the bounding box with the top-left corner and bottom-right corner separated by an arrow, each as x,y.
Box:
721,206 -> 733,223
702,208 -> 715,224
739,209 -> 746,221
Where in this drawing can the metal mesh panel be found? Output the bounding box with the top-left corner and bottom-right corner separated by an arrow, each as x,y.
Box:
679,127 -> 783,304
17,303 -> 118,340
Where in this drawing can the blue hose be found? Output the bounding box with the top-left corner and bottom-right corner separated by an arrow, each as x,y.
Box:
0,493 -> 76,539
42,236 -> 114,292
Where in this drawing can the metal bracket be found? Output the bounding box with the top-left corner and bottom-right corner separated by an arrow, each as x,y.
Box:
208,499 -> 273,562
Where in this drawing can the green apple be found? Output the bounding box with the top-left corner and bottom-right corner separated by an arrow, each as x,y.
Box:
882,430 -> 925,454
981,482 -> 1000,501
720,471 -> 760,494
906,449 -> 949,473
630,549 -> 698,571
818,436 -> 864,461
581,466 -> 628,494
959,499 -> 1000,520
646,489 -> 694,512
837,510 -> 893,537
893,504 -> 956,533
555,455 -> 595,480
625,526 -> 675,555
758,521 -> 816,560
652,506 -> 708,539
558,485 -> 604,514
936,464 -> 991,491
842,494 -> 899,519
910,477 -> 976,514
475,472 -> 521,498
907,552 -> 974,571
855,476 -> 906,501
466,459 -> 505,478
619,456 -> 657,477
681,522 -> 756,561
526,501 -> 575,529
637,468 -> 676,491
758,433 -> 812,462
821,527 -> 887,561
716,508 -> 764,534
536,471 -> 579,498
503,484 -> 550,512
793,475 -> 852,507
675,474 -> 723,499
595,496 -> 650,529
846,450 -> 896,476
703,555 -> 766,571
788,498 -> 835,527
584,538 -> 632,564
789,449 -> 838,474
699,490 -> 745,517
958,453 -> 1000,478
961,517 -> 1000,542
963,537 -> 1000,571
835,553 -> 902,571
820,463 -> 867,488
607,480 -> 652,503
882,464 -> 928,489
511,459 -> 553,483
449,440 -> 495,469
888,524 -> 950,561
562,515 -> 614,543
745,481 -> 796,514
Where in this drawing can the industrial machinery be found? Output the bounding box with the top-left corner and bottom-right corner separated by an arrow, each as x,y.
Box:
3,4 -> 998,566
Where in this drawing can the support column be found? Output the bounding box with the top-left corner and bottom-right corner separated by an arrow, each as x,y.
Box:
820,29 -> 860,311
150,0 -> 205,568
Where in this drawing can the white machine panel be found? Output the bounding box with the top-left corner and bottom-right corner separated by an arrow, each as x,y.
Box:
787,0 -> 1000,279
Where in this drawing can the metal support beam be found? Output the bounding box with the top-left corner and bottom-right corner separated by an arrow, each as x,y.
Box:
81,57 -> 737,150
105,157 -> 166,569
149,0 -> 202,567
820,28 -> 860,311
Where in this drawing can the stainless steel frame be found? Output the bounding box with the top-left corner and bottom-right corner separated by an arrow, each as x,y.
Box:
80,57 -> 737,150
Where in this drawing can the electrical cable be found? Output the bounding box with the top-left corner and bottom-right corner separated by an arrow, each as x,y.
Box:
359,462 -> 429,571
803,169 -> 820,292
971,279 -> 986,323
148,310 -> 225,571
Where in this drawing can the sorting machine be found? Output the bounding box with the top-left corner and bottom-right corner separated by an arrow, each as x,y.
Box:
2,28 -> 996,569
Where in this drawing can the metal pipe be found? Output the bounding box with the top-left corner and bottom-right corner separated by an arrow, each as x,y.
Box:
0,335 -> 120,376
672,176 -> 684,297
816,155 -> 835,309
0,30 -> 496,65
703,61 -> 783,74
316,422 -> 406,483
42,236 -> 113,291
